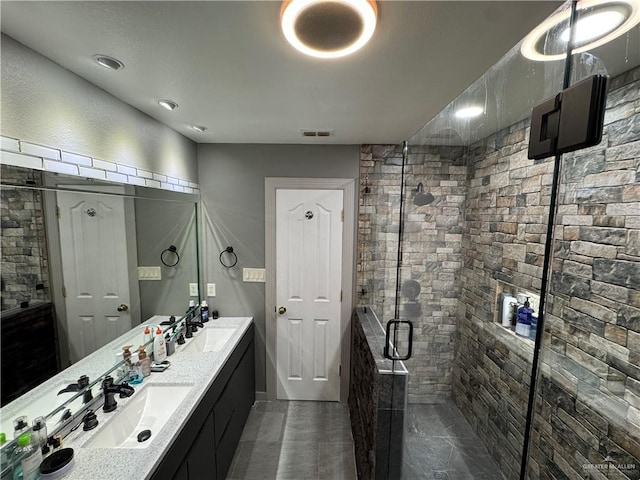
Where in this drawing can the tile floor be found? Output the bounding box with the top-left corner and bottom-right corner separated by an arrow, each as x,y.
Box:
402,404 -> 506,480
227,400 -> 357,480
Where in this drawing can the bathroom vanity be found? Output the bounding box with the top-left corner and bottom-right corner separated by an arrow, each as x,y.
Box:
0,316 -> 254,480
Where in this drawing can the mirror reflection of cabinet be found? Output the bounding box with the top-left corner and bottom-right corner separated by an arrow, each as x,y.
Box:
0,164 -> 201,410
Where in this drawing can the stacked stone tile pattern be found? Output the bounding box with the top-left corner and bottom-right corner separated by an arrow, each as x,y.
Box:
357,65 -> 640,480
1,165 -> 49,310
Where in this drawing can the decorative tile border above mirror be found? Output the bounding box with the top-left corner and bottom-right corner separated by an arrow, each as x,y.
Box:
0,135 -> 199,194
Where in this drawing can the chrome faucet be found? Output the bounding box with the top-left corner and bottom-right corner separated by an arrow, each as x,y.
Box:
101,375 -> 135,412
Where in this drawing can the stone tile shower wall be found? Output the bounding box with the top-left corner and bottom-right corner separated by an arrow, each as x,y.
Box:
357,66 -> 640,480
1,165 -> 50,310
357,144 -> 466,403
527,68 -> 640,480
452,118 -> 554,478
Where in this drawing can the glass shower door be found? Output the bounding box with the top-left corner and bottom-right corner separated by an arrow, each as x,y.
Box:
399,3 -> 571,478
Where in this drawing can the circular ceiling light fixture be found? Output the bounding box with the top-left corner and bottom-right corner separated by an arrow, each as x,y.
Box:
192,125 -> 208,133
281,0 -> 377,59
158,99 -> 179,111
92,54 -> 124,71
521,0 -> 640,61
455,106 -> 484,119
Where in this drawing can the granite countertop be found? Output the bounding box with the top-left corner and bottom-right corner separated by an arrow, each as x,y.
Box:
1,316 -> 253,480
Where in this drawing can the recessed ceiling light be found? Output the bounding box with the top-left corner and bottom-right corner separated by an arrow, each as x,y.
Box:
92,54 -> 124,71
192,126 -> 208,133
281,0 -> 377,59
158,99 -> 179,111
455,106 -> 484,119
521,0 -> 640,61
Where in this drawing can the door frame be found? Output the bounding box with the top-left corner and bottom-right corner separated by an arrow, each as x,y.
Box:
265,177 -> 355,403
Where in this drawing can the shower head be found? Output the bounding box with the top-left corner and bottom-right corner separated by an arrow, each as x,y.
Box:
413,183 -> 435,206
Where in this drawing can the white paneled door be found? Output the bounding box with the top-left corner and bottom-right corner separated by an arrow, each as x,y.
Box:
276,189 -> 343,401
57,191 -> 132,363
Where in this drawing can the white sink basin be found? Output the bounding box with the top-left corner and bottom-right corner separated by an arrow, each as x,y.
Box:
85,384 -> 192,449
182,326 -> 237,353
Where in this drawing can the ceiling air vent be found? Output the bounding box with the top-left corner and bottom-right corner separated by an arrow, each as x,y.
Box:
300,129 -> 334,137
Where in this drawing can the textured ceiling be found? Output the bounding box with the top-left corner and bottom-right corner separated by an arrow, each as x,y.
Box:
1,1 -> 563,144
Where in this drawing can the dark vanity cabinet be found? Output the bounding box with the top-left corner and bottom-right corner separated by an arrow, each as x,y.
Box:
151,324 -> 255,480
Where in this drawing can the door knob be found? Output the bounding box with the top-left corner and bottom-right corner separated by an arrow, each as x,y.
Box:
117,304 -> 129,312
278,306 -> 286,315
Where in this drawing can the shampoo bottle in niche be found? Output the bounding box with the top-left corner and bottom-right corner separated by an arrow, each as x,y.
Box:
500,294 -> 517,327
515,297 -> 533,337
201,301 -> 209,323
153,326 -> 167,362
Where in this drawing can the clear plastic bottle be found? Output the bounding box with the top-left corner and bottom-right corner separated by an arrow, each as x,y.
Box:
11,433 -> 42,480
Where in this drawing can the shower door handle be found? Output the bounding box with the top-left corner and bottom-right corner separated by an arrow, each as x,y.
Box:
383,319 -> 413,361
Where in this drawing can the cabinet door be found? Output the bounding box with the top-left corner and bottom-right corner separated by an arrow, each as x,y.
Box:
172,462 -> 188,480
187,412 -> 216,480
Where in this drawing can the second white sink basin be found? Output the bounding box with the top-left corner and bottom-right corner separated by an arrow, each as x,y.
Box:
85,384 -> 192,449
183,326 -> 237,353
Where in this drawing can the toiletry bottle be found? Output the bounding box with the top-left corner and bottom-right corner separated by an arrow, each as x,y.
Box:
153,326 -> 167,362
31,417 -> 47,451
187,300 -> 195,320
13,417 -> 29,440
165,333 -> 175,356
128,352 -> 143,384
0,432 -> 11,471
122,345 -> 133,368
11,433 -> 42,480
201,301 -> 209,323
138,346 -> 151,377
143,325 -> 152,346
515,297 -> 532,337
500,294 -> 517,327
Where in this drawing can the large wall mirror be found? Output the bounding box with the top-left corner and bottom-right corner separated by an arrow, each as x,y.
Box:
0,164 -> 200,414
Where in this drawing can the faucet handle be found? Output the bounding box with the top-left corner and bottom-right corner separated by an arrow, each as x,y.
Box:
102,375 -> 114,390
82,410 -> 99,431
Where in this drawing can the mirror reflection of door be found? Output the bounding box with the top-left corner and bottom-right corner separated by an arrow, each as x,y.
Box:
275,188 -> 343,401
56,191 -> 132,363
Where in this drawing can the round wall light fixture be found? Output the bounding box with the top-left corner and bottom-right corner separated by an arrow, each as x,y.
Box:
521,0 -> 640,61
281,0 -> 377,58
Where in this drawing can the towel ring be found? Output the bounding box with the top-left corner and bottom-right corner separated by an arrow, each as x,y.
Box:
219,246 -> 238,268
161,245 -> 180,267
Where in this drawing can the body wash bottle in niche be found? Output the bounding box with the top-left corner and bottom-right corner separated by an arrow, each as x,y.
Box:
515,296 -> 533,337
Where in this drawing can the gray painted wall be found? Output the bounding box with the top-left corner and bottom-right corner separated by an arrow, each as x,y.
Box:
1,34 -> 198,182
198,143 -> 360,393
134,198 -> 199,322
